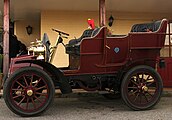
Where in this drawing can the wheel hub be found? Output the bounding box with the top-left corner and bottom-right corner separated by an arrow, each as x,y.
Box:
142,86 -> 148,92
27,89 -> 33,96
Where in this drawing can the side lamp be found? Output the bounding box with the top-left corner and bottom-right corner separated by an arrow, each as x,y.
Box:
26,25 -> 32,35
108,15 -> 114,27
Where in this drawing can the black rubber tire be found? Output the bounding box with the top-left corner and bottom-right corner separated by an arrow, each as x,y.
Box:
121,65 -> 163,110
3,67 -> 55,117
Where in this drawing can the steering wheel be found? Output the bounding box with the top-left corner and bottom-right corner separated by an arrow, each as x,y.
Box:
52,28 -> 68,48
52,28 -> 69,37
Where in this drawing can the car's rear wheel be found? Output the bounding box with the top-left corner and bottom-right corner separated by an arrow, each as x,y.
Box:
121,65 -> 163,110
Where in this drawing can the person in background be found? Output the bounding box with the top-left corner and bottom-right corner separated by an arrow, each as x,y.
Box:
9,28 -> 27,59
9,33 -> 20,59
16,41 -> 27,57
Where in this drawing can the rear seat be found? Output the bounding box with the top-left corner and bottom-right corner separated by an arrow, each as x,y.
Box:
131,20 -> 161,32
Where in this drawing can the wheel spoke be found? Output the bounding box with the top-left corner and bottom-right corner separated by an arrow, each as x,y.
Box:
141,73 -> 144,79
34,96 -> 43,104
33,78 -> 42,87
139,93 -> 142,104
146,91 -> 153,97
131,79 -> 139,86
26,97 -> 29,110
129,89 -> 138,96
16,81 -> 26,88
134,93 -> 139,102
35,92 -> 47,96
143,93 -> 149,102
30,75 -> 34,86
146,81 -> 155,87
136,74 -> 140,84
133,90 -> 138,95
141,73 -> 145,83
13,94 -> 22,99
12,89 -> 24,91
17,96 -> 26,105
31,98 -> 36,109
23,76 -> 29,87
36,85 -> 47,91
146,75 -> 151,80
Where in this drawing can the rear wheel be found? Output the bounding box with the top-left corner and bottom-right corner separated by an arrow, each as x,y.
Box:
3,67 -> 55,117
121,65 -> 163,110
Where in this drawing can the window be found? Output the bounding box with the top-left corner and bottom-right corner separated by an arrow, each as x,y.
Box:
161,21 -> 172,57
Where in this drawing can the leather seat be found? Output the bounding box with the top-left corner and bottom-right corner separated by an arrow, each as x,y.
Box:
66,27 -> 101,55
68,29 -> 94,45
66,29 -> 94,55
131,20 -> 161,32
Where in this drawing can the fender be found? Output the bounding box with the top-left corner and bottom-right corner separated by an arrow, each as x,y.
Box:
11,59 -> 72,94
116,58 -> 157,84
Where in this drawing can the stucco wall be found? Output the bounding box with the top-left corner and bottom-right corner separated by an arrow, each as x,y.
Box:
15,20 -> 40,46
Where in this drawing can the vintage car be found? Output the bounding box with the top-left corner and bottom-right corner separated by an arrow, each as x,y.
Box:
3,18 -> 168,116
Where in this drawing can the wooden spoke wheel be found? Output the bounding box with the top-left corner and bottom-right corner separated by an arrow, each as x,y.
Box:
121,65 -> 163,110
3,67 -> 55,117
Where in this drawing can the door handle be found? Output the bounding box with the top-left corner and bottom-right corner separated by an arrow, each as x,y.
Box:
106,45 -> 110,49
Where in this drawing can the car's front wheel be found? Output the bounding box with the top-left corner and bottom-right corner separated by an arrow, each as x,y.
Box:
3,67 -> 55,117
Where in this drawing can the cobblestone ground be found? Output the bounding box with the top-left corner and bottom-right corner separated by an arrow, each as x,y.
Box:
0,94 -> 172,120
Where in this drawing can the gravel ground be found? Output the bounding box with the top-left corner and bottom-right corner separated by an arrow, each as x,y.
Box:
0,94 -> 172,120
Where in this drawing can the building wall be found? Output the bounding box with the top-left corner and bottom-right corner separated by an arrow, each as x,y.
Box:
15,20 -> 40,46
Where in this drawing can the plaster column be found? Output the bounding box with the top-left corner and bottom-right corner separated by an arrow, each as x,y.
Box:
99,0 -> 106,26
3,0 -> 10,76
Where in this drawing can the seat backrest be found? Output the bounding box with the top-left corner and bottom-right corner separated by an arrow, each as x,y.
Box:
68,29 -> 94,46
91,27 -> 101,37
131,20 -> 162,32
80,29 -> 94,39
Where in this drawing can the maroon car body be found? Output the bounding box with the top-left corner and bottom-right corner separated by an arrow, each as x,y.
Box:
4,19 -> 168,117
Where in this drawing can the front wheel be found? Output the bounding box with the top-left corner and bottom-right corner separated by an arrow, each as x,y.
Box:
3,67 -> 55,117
121,65 -> 163,110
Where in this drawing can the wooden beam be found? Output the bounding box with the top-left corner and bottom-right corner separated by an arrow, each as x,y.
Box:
3,0 -> 10,76
99,0 -> 106,27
